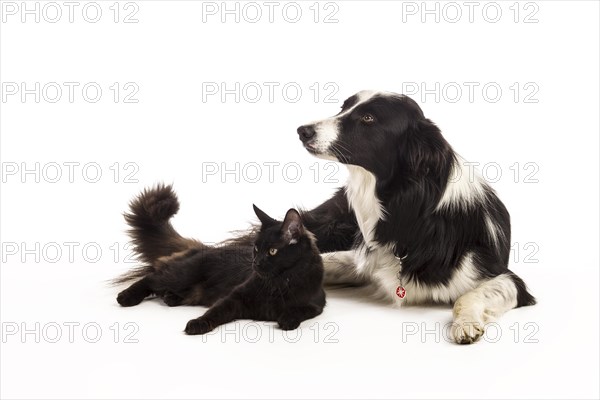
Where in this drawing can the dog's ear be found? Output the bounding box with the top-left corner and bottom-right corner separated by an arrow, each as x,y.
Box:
253,204 -> 277,227
405,119 -> 452,178
281,208 -> 304,245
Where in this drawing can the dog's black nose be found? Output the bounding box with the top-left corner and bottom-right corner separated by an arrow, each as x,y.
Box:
297,125 -> 316,142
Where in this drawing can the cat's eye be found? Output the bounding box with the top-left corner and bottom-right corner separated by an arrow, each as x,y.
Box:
269,248 -> 278,256
253,245 -> 258,253
361,114 -> 375,124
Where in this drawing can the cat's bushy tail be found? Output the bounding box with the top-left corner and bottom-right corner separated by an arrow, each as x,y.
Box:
113,184 -> 203,284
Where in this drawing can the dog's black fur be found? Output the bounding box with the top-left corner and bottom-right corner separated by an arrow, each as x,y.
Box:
301,92 -> 534,308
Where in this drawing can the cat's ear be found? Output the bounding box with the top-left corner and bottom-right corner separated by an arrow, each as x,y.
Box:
253,204 -> 277,227
281,208 -> 304,245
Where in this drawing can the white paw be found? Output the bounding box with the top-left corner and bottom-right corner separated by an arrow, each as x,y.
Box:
451,317 -> 485,344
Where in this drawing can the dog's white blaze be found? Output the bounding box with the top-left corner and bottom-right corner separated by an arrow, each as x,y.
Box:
309,90 -> 377,154
311,118 -> 340,154
345,165 -> 385,247
436,155 -> 487,211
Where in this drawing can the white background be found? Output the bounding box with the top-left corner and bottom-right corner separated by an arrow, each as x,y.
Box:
1,1 -> 599,399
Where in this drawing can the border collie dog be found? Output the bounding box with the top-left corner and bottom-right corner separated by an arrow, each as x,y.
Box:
297,90 -> 535,344
122,90 -> 535,344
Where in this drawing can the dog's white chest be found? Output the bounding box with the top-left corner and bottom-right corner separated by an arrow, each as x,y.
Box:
345,166 -> 385,247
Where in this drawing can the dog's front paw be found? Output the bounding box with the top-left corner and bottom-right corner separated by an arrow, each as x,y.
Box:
451,318 -> 485,344
185,318 -> 213,335
277,316 -> 301,331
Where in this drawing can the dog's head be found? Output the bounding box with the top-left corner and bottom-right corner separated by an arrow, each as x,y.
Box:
297,91 -> 446,179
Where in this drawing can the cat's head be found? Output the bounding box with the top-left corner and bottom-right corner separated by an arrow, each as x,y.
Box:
251,205 -> 318,276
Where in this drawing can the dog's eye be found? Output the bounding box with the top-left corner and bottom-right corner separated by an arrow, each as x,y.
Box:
361,114 -> 375,123
269,248 -> 278,256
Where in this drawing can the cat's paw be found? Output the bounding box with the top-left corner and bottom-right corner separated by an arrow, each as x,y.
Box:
117,289 -> 144,307
162,292 -> 183,307
185,318 -> 213,335
277,316 -> 301,331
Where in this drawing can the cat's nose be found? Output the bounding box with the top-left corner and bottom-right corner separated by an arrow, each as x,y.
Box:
297,125 -> 316,142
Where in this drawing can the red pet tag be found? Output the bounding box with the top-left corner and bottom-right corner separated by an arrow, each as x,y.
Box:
396,286 -> 406,299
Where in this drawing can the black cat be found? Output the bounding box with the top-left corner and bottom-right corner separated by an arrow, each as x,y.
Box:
185,206 -> 326,334
115,186 -> 325,334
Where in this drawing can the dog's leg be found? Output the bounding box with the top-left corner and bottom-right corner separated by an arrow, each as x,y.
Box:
300,188 -> 358,253
321,251 -> 369,286
451,273 -> 522,344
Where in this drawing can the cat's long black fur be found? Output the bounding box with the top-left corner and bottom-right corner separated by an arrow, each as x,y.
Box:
115,184 -> 356,287
185,206 -> 325,334
116,190 -> 326,333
